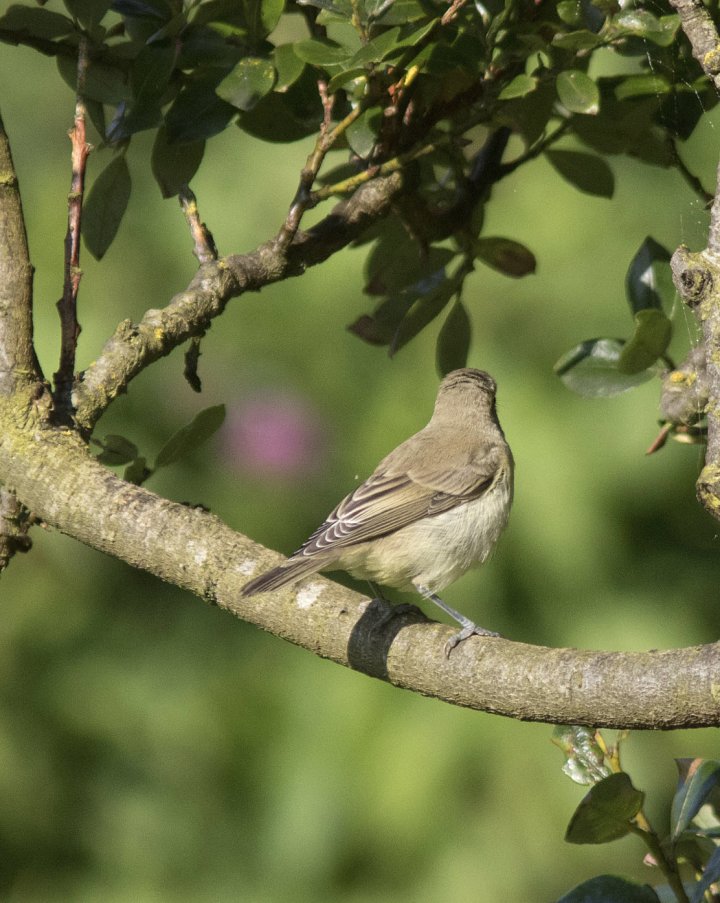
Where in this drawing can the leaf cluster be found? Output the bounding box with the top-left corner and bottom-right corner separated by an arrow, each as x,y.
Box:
0,0 -> 714,370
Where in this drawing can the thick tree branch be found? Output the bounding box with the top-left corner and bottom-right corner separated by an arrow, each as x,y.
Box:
73,171 -> 405,432
2,389 -> 719,729
667,0 -> 720,92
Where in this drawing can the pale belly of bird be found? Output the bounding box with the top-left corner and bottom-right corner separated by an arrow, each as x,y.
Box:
329,475 -> 513,593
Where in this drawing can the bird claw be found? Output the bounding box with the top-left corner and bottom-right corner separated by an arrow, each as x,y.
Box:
444,623 -> 501,658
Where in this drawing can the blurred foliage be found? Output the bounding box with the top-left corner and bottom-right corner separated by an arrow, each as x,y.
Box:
1,0 -> 720,900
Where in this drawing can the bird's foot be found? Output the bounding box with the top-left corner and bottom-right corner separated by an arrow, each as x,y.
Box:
444,623 -> 502,658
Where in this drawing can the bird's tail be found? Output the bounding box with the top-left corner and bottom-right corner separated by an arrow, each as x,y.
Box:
242,556 -> 321,596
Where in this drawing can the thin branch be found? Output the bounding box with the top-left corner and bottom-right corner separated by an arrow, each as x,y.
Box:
54,37 -> 91,416
74,170 -> 406,432
179,187 -> 218,264
2,396 -> 720,729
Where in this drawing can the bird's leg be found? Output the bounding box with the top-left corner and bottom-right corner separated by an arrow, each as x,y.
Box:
367,582 -> 427,629
414,584 -> 501,657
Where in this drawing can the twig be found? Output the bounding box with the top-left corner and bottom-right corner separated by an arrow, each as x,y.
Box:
179,186 -> 218,264
275,103 -> 365,250
667,0 -> 720,92
54,36 -> 91,416
0,488 -> 33,572
441,0 -> 469,25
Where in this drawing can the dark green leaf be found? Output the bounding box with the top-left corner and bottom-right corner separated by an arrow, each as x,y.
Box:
566,773 -> 644,844
293,39 -> 352,66
474,237 -> 536,277
327,67 -> 367,93
237,69 -> 322,142
131,43 -> 175,106
165,80 -> 236,144
625,237 -> 673,314
671,759 -> 720,841
556,0 -> 582,25
498,74 -> 537,100
274,43 -> 305,90
546,150 -> 614,198
615,74 -> 671,101
348,26 -> 401,67
557,875 -> 660,902
63,0 -> 112,27
372,0 -> 426,23
556,70 -> 600,115
112,0 -> 171,18
364,221 -> 455,295
151,126 -> 205,198
95,434 -> 139,466
496,81 -> 556,146
618,309 -> 671,374
216,58 -> 276,111
155,404 -> 226,469
82,155 -> 132,260
57,55 -> 130,104
346,107 -> 381,158
0,5 -> 75,39
260,0 -> 285,34
123,456 -> 152,486
555,338 -> 655,397
436,300 -> 470,376
391,278 -> 456,355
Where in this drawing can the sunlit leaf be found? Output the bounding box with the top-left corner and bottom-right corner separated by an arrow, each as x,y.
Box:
498,74 -> 537,101
556,70 -> 600,115
216,58 -> 276,111
617,309 -> 671,374
274,43 -> 305,90
615,74 -> 671,101
293,38 -> 352,66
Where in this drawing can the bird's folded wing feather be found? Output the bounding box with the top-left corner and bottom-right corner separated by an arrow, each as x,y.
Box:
293,452 -> 504,559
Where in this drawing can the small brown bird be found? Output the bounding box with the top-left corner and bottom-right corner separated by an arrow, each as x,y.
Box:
242,368 -> 514,654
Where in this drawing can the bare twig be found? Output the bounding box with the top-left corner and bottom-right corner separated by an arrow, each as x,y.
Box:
54,36 -> 91,416
179,187 -> 218,264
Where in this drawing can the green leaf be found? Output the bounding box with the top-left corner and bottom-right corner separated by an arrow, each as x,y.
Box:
0,5 -> 75,39
260,0 -> 285,34
436,300 -> 471,376
615,74 -> 671,101
154,405 -> 226,469
95,434 -> 139,466
130,43 -> 176,107
123,456 -> 152,486
82,155 -> 132,260
216,58 -> 276,111
557,875 -> 660,902
346,107 -> 381,158
556,70 -> 600,115
293,39 -> 352,67
546,150 -> 614,198
151,126 -> 205,198
498,74 -> 537,101
671,759 -> 720,841
566,773 -> 644,844
555,338 -> 655,397
556,0 -> 582,26
57,56 -> 130,104
372,0 -> 426,24
391,278 -> 457,355
165,80 -> 236,144
237,69 -> 323,142
552,29 -> 603,50
613,10 -> 678,45
625,237 -> 673,314
274,43 -> 305,91
617,309 -> 671,374
327,67 -> 367,93
474,237 -> 536,277
348,26 -> 402,67
63,0 -> 112,28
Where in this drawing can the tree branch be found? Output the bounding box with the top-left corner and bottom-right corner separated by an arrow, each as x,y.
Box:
73,171 -> 406,432
1,388 -> 719,729
667,0 -> 720,92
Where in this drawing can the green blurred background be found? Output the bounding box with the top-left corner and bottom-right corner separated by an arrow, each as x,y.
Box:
2,27 -> 720,902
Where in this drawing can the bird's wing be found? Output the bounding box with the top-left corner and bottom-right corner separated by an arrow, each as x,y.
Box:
294,452 -> 504,558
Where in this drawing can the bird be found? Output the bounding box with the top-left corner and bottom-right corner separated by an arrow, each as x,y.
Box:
242,368 -> 514,655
